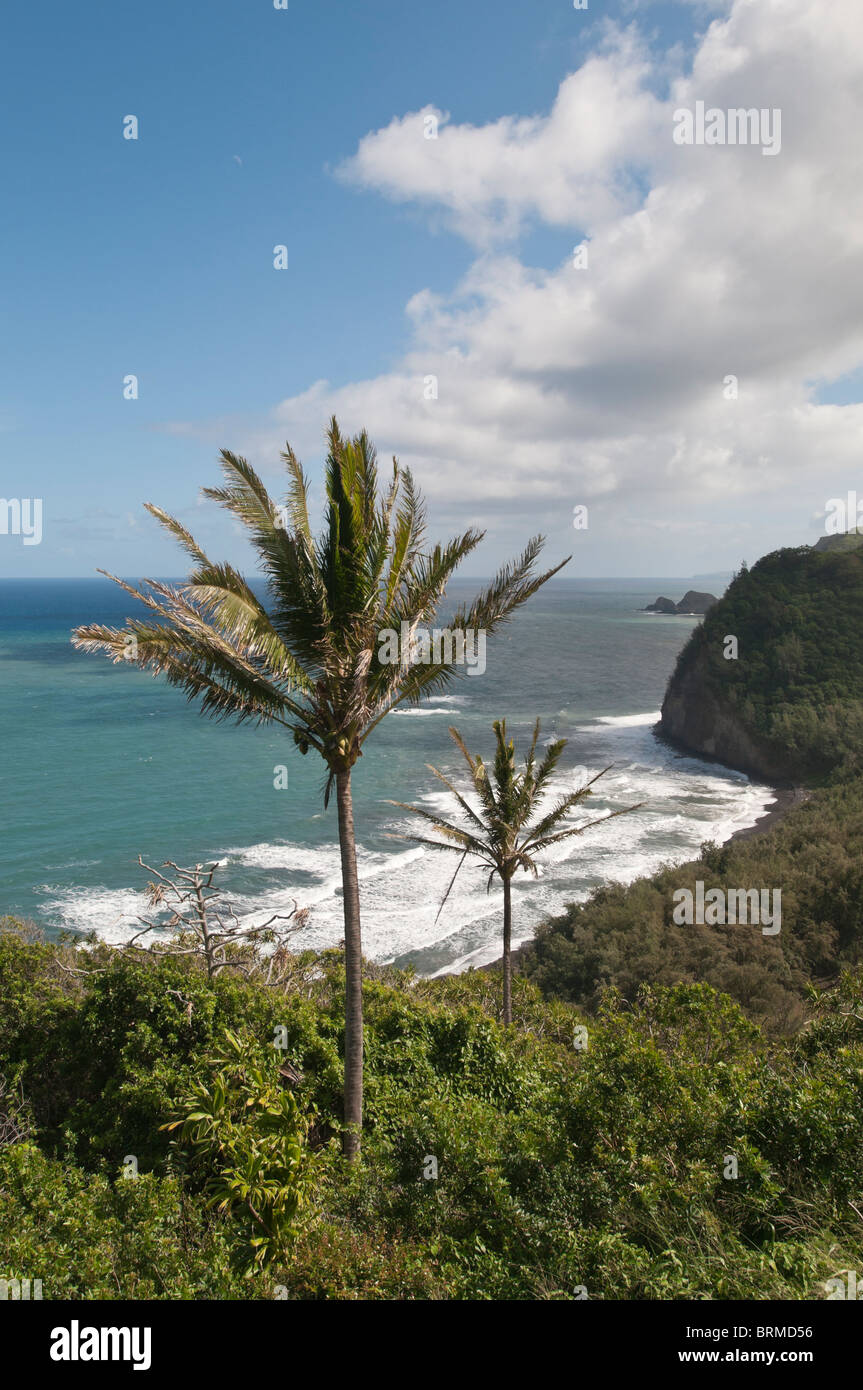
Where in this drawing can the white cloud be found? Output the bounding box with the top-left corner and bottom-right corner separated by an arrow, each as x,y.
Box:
172,0 -> 863,572
336,28 -> 665,248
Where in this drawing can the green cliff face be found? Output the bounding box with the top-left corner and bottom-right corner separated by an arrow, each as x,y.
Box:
660,544 -> 863,783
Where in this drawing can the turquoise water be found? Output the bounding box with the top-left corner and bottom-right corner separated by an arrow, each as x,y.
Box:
0,577 -> 774,973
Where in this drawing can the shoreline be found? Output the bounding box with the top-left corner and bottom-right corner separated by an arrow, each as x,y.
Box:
726,784 -> 812,844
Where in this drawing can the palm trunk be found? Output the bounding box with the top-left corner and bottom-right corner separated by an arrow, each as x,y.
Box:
336,768 -> 363,1160
502,874 -> 513,1026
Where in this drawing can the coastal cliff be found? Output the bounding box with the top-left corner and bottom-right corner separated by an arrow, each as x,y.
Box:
660,642 -> 798,782
659,542 -> 863,783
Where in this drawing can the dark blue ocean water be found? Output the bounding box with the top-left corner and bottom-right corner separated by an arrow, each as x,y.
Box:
0,577 -> 773,972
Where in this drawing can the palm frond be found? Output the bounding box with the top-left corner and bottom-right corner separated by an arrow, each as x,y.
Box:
143,504 -> 211,565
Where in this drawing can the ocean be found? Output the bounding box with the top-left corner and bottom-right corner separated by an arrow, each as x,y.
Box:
0,576 -> 775,974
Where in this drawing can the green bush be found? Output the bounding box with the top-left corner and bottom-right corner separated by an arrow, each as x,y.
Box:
165,1028 -> 322,1274
0,1142 -> 249,1299
2,924 -> 862,1300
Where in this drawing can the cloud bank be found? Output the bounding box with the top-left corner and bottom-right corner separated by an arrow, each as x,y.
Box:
175,0 -> 863,572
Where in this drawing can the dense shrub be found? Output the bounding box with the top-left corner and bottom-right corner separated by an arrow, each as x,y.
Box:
1,924 -> 861,1300
0,1143 -> 250,1299
521,774 -> 863,1031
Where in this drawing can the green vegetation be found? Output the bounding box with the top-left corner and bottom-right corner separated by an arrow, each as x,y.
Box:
1,921 -> 862,1300
521,774 -> 863,1033
163,1028 -> 320,1274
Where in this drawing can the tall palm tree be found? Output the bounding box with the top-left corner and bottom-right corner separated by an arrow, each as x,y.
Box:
392,720 -> 641,1025
72,418 -> 568,1158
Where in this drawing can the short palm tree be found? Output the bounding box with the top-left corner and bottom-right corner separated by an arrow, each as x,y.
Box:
72,418 -> 568,1157
392,720 -> 641,1025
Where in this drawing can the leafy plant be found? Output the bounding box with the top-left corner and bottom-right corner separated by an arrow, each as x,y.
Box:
163,1029 -> 321,1273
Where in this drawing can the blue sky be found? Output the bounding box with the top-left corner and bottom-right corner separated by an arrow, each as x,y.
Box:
4,0 -> 862,578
